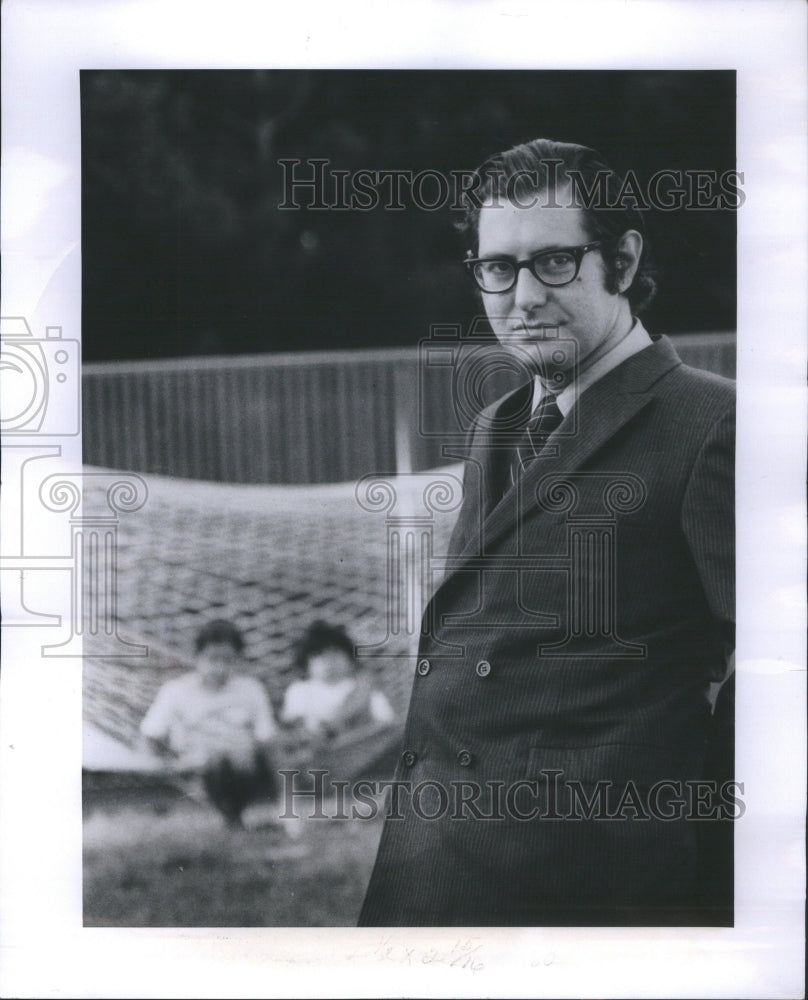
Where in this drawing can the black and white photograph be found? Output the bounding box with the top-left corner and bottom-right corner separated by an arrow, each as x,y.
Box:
77,67 -> 739,931
1,2 -> 805,998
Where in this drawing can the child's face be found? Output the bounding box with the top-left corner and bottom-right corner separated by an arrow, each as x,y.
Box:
308,648 -> 354,684
196,641 -> 239,689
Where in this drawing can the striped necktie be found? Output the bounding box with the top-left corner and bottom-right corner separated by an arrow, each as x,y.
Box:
509,392 -> 564,486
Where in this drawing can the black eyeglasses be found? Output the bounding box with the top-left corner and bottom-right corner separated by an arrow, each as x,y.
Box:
464,242 -> 604,293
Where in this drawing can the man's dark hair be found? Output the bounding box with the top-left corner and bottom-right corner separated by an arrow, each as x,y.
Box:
292,619 -> 356,673
457,138 -> 657,314
195,618 -> 245,655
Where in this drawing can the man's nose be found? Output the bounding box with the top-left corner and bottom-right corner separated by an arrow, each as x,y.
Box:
512,266 -> 549,311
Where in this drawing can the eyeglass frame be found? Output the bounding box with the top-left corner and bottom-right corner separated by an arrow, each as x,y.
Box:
463,241 -> 606,293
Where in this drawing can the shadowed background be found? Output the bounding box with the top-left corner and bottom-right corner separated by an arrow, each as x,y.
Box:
81,69 -> 736,362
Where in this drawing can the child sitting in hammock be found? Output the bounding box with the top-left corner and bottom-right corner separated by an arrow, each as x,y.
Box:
281,620 -> 395,739
140,619 -> 278,827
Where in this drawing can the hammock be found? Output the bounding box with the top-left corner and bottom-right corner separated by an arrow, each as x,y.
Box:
82,465 -> 459,807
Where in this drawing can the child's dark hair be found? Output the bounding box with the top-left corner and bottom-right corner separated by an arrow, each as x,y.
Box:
195,618 -> 245,655
292,619 -> 355,673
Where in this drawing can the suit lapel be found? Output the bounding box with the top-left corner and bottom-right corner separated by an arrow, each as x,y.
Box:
478,381 -> 533,515
451,336 -> 683,568
446,381 -> 532,557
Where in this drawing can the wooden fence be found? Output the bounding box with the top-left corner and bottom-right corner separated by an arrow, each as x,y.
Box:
82,332 -> 736,484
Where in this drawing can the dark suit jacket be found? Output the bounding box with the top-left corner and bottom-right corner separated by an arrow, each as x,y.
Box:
359,336 -> 735,926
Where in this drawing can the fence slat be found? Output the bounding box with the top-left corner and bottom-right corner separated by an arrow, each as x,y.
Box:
82,334 -> 735,484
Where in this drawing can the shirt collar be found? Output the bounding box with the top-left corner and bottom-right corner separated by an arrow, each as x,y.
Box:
531,318 -> 653,417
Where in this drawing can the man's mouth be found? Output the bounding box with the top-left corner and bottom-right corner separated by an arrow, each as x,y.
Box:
507,324 -> 563,338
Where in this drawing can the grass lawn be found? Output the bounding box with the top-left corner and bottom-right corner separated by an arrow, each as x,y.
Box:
83,795 -> 385,927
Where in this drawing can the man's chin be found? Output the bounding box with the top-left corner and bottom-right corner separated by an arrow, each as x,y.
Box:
497,337 -> 575,381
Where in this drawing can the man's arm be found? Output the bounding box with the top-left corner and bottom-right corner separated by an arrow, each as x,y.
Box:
681,403 -> 736,664
681,402 -> 736,916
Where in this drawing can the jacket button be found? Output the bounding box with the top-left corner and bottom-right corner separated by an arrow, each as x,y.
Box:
457,749 -> 473,767
475,660 -> 491,677
402,750 -> 418,767
417,658 -> 431,676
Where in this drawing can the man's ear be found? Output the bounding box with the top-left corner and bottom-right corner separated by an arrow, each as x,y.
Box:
614,229 -> 643,292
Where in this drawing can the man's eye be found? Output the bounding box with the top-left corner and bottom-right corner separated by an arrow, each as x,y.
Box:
482,261 -> 511,275
540,253 -> 574,271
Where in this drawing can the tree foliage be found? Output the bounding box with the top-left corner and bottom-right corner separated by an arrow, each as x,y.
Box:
81,70 -> 736,361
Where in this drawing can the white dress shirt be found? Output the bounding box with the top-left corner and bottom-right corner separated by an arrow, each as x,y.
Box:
531,318 -> 653,417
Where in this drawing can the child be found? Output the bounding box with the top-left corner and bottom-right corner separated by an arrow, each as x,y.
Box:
281,620 -> 395,738
140,619 -> 278,827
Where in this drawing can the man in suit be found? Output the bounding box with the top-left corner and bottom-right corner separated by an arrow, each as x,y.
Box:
358,139 -> 735,926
